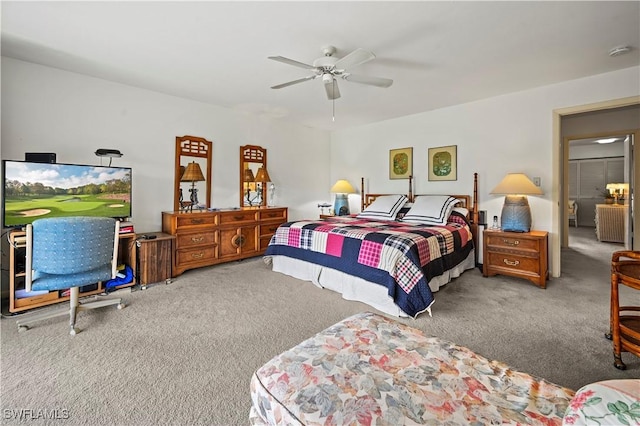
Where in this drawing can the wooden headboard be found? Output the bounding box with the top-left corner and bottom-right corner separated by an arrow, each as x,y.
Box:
360,173 -> 479,222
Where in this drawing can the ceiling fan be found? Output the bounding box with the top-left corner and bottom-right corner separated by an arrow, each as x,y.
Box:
268,46 -> 393,100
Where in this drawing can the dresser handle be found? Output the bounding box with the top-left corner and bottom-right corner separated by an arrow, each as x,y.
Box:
191,236 -> 204,243
190,218 -> 204,225
232,234 -> 246,248
191,252 -> 204,259
502,239 -> 520,246
234,215 -> 245,220
503,258 -> 520,266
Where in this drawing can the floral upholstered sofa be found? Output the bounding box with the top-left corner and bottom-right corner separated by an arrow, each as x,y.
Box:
250,312 -> 639,425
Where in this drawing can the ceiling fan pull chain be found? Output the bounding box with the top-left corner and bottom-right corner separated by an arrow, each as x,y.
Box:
332,79 -> 336,121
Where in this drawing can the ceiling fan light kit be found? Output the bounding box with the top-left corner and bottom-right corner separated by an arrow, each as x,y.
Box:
269,45 -> 393,102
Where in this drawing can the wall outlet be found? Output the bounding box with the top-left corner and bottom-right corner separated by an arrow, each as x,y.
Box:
533,177 -> 541,186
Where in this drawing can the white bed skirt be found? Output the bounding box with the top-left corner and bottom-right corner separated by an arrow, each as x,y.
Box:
264,249 -> 475,318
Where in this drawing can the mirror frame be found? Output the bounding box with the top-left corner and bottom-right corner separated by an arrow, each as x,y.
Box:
174,135 -> 212,212
239,145 -> 267,207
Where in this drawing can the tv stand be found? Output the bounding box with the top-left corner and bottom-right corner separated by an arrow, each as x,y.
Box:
6,230 -> 137,314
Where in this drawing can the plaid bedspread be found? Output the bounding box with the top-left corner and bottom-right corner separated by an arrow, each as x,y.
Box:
264,215 -> 474,316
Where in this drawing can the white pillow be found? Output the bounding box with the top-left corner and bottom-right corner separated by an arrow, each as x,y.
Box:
357,194 -> 408,221
401,195 -> 461,225
452,206 -> 469,217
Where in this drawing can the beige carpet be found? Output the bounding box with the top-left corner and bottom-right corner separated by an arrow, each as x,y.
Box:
1,226 -> 638,425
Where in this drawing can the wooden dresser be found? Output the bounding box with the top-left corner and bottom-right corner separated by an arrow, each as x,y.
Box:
482,229 -> 548,288
162,207 -> 287,277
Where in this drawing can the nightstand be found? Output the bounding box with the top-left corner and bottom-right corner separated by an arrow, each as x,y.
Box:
482,229 -> 548,288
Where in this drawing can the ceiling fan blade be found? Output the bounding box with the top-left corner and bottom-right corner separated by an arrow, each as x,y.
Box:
271,75 -> 317,89
334,48 -> 375,70
343,73 -> 393,88
324,78 -> 341,100
268,56 -> 316,70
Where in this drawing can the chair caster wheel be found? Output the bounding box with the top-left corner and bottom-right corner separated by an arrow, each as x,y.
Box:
117,303 -> 125,310
18,326 -> 29,332
69,328 -> 77,336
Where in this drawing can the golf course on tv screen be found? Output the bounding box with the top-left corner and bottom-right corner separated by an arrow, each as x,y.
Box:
3,161 -> 132,228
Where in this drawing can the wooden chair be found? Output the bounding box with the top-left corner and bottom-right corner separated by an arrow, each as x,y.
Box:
607,250 -> 640,369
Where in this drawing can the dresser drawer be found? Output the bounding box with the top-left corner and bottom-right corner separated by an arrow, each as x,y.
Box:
176,246 -> 217,265
485,251 -> 540,274
219,210 -> 258,225
486,234 -> 540,251
260,222 -> 283,237
259,209 -> 287,221
175,231 -> 216,249
176,214 -> 217,229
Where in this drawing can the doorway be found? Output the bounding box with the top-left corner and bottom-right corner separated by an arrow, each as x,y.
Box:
553,98 -> 640,277
566,134 -> 632,249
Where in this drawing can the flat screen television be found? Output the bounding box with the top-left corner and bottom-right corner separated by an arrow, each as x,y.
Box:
2,160 -> 132,229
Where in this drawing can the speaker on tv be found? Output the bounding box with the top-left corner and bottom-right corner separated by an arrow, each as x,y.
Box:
25,152 -> 56,163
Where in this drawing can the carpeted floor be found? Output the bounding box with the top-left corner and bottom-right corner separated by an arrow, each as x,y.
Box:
1,226 -> 638,425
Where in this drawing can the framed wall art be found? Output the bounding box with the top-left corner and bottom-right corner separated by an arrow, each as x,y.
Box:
389,147 -> 413,179
428,145 -> 457,181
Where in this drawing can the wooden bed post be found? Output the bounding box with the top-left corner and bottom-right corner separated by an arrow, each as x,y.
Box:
408,176 -> 413,202
361,177 -> 365,212
473,172 -> 479,225
472,172 -> 480,266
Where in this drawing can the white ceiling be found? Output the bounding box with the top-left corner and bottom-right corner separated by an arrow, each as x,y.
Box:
2,1 -> 639,131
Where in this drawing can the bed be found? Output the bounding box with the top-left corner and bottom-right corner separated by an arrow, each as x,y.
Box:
263,174 -> 479,318
250,312 -> 577,425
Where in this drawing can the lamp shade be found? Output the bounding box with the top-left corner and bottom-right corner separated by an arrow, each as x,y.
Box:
491,173 -> 542,233
181,161 -> 205,182
243,168 -> 255,182
254,167 -> 271,183
490,173 -> 543,195
330,179 -> 356,194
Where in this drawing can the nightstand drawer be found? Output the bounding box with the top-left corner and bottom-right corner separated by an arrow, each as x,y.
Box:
486,234 -> 540,251
485,252 -> 540,274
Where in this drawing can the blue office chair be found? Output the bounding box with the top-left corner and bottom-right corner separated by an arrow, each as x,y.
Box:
16,217 -> 125,335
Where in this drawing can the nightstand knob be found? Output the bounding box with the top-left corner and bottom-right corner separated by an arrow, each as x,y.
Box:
503,258 -> 520,266
503,239 -> 520,246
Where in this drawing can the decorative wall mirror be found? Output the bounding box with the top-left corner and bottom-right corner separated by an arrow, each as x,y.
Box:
174,135 -> 212,212
240,145 -> 271,207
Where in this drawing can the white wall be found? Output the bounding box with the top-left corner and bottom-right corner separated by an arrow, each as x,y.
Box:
331,66 -> 640,274
1,57 -> 331,231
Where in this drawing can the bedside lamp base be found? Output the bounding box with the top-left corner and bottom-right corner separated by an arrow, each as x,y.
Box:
500,195 -> 531,233
334,194 -> 350,216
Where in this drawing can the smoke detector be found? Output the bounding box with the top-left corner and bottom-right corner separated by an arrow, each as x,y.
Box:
609,45 -> 631,57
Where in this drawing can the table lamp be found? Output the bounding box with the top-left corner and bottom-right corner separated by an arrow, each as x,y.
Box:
180,161 -> 205,212
254,167 -> 272,206
490,173 -> 543,232
331,179 -> 356,216
606,183 -> 629,205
